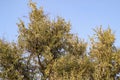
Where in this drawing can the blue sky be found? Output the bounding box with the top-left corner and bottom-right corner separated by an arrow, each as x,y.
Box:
0,0 -> 120,46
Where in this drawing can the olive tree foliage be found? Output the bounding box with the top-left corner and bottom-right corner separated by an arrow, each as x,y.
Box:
0,39 -> 34,80
0,40 -> 22,80
17,2 -> 88,79
90,27 -> 120,80
0,1 -> 120,80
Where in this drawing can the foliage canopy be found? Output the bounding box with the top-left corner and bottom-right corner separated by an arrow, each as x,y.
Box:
0,1 -> 120,80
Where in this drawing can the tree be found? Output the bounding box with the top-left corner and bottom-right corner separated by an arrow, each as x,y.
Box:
89,27 -> 120,80
0,39 -> 32,80
18,2 -> 74,79
0,1 -> 120,80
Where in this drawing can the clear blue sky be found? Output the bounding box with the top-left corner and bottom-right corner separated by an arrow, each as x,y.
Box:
0,0 -> 120,46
